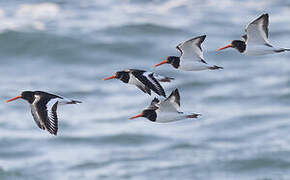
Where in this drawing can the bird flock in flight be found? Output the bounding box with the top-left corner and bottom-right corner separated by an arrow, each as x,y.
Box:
6,13 -> 290,135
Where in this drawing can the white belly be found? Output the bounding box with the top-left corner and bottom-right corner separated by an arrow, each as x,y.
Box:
245,44 -> 277,56
156,112 -> 186,123
179,59 -> 209,71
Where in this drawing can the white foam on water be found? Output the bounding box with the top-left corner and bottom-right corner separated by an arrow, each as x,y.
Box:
0,0 -> 289,34
15,3 -> 60,20
0,3 -> 60,32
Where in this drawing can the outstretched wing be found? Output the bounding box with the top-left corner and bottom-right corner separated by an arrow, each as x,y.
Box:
132,70 -> 166,97
30,105 -> 45,130
176,35 -> 207,63
245,13 -> 271,45
136,84 -> 151,95
158,89 -> 180,112
30,96 -> 59,135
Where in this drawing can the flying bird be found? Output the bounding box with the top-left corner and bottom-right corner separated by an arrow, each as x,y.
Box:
103,69 -> 174,97
6,91 -> 82,135
154,35 -> 223,71
217,13 -> 290,55
129,89 -> 201,122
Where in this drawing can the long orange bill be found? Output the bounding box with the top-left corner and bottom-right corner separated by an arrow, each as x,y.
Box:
154,60 -> 168,67
217,44 -> 232,51
103,75 -> 117,80
129,113 -> 143,120
6,95 -> 22,103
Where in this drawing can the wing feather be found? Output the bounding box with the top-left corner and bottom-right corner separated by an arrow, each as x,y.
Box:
30,97 -> 59,135
245,13 -> 271,45
158,89 -> 181,112
176,35 -> 206,62
132,71 -> 166,97
30,105 -> 45,130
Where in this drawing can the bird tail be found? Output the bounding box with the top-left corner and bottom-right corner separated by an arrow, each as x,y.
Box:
153,73 -> 174,82
208,65 -> 223,70
275,48 -> 290,53
186,113 -> 201,119
158,76 -> 174,82
68,100 -> 82,104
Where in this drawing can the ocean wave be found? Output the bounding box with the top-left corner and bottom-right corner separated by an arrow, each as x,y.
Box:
0,3 -> 60,33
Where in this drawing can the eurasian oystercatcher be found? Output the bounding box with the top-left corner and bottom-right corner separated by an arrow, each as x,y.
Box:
154,35 -> 223,71
217,13 -> 290,55
129,88 -> 201,122
6,91 -> 82,135
103,69 -> 174,97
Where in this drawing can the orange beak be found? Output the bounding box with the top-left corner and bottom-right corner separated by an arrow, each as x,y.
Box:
103,75 -> 117,80
154,60 -> 168,67
6,95 -> 22,103
129,113 -> 143,120
217,43 -> 232,51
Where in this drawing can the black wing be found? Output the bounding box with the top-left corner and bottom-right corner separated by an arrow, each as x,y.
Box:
31,97 -> 59,135
30,105 -> 45,130
136,84 -> 151,95
132,71 -> 166,97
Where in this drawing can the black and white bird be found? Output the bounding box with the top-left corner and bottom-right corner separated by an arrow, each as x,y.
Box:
154,35 -> 223,71
103,69 -> 174,97
6,91 -> 81,135
129,89 -> 200,122
217,13 -> 290,55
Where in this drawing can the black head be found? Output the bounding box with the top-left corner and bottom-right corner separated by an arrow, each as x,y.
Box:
21,91 -> 35,103
103,71 -> 130,83
142,109 -> 157,122
6,91 -> 35,104
231,40 -> 246,53
217,40 -> 246,53
154,56 -> 180,69
167,56 -> 180,68
115,71 -> 130,83
129,109 -> 157,122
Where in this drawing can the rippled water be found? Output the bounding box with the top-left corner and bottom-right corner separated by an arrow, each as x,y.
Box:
0,0 -> 290,179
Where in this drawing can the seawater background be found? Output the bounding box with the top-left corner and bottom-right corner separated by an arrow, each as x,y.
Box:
0,0 -> 289,179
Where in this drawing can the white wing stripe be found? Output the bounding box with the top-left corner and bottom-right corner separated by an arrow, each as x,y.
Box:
46,98 -> 59,120
143,72 -> 161,91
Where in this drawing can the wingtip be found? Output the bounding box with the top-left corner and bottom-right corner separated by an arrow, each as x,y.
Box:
48,130 -> 57,136
198,35 -> 206,42
171,88 -> 180,98
258,13 -> 268,20
161,93 -> 167,98
174,88 -> 179,93
152,97 -> 159,102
